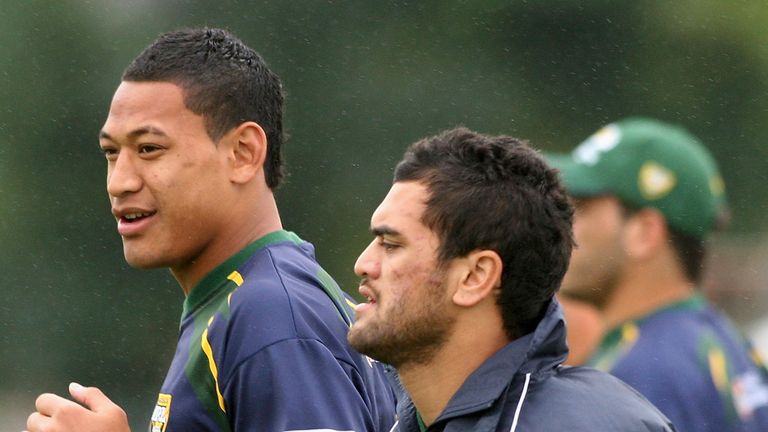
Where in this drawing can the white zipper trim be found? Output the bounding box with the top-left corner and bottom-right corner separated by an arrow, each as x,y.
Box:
388,419 -> 399,432
509,372 -> 532,432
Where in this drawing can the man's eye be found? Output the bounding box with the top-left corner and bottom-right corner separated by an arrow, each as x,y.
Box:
100,147 -> 118,160
139,145 -> 161,154
380,241 -> 399,252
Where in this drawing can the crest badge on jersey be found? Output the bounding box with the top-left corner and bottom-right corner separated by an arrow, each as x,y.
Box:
732,370 -> 768,419
149,393 -> 172,432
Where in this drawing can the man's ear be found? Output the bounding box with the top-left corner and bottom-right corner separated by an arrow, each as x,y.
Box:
452,250 -> 503,307
623,208 -> 668,260
226,121 -> 268,184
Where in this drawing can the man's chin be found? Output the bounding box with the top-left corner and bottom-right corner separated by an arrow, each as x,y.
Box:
123,249 -> 168,269
559,284 -> 607,309
347,324 -> 368,350
348,325 -> 380,356
559,279 -> 588,299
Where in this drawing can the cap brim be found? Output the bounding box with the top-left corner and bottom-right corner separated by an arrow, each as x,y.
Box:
545,153 -> 607,198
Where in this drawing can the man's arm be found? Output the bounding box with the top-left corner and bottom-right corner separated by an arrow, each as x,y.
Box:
224,338 -> 382,431
26,383 -> 130,432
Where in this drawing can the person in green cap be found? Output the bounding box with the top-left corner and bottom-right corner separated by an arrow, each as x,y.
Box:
549,117 -> 768,432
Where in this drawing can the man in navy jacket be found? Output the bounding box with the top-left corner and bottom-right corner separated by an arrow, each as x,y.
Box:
349,127 -> 676,431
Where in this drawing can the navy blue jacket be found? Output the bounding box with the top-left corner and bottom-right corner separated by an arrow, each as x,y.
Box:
392,299 -> 676,431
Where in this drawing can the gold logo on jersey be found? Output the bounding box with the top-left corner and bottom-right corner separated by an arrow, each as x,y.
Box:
149,393 -> 172,432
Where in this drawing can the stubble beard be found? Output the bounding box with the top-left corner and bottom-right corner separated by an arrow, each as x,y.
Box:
561,259 -> 622,310
348,273 -> 456,369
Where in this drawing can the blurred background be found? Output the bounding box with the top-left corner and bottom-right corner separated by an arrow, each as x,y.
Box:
1,0 -> 767,429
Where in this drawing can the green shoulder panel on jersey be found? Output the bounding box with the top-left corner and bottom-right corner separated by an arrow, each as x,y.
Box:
589,322 -> 639,372
316,268 -> 355,326
697,331 -> 739,425
183,276 -> 239,432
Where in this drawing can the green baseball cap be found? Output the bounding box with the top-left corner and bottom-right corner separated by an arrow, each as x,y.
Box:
548,117 -> 727,239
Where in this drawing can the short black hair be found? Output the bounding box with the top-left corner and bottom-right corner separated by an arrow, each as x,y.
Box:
122,27 -> 285,188
394,127 -> 574,339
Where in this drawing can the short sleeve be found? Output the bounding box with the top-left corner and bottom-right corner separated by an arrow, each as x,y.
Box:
222,337 -> 378,432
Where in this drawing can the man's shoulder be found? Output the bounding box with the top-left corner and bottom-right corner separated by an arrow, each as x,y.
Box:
230,240 -> 328,308
521,366 -> 675,430
639,305 -> 710,338
603,307 -> 714,366
615,305 -> 752,378
216,240 -> 353,347
542,364 -> 653,396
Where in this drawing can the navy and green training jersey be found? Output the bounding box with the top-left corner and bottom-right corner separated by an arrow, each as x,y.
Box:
588,294 -> 768,432
149,230 -> 396,432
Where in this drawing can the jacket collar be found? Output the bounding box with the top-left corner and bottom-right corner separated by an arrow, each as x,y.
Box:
396,298 -> 568,429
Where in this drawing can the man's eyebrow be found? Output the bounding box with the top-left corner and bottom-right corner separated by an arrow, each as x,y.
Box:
98,126 -> 168,142
371,225 -> 401,237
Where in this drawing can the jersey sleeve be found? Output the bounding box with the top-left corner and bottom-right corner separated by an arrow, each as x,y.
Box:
221,337 -> 378,432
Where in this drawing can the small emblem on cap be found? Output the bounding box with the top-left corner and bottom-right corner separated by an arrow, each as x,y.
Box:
639,161 -> 676,200
710,175 -> 725,196
573,124 -> 621,166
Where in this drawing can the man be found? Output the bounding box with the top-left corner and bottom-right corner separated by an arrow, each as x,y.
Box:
348,127 -> 676,431
26,28 -> 395,432
549,117 -> 768,431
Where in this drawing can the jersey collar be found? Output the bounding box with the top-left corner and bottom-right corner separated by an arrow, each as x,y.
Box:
598,292 -> 707,350
182,230 -> 302,319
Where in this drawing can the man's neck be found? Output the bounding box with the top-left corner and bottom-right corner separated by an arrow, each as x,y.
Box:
399,314 -> 509,426
602,259 -> 695,329
173,192 -> 282,294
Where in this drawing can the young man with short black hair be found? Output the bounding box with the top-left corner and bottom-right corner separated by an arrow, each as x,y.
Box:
349,127 -> 676,431
26,28 -> 395,432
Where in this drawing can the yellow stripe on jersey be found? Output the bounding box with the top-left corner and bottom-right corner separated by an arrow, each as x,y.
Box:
622,322 -> 639,344
708,347 -> 728,392
227,271 -> 244,305
227,271 -> 244,286
346,297 -> 357,309
201,316 -> 226,413
751,348 -> 766,368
